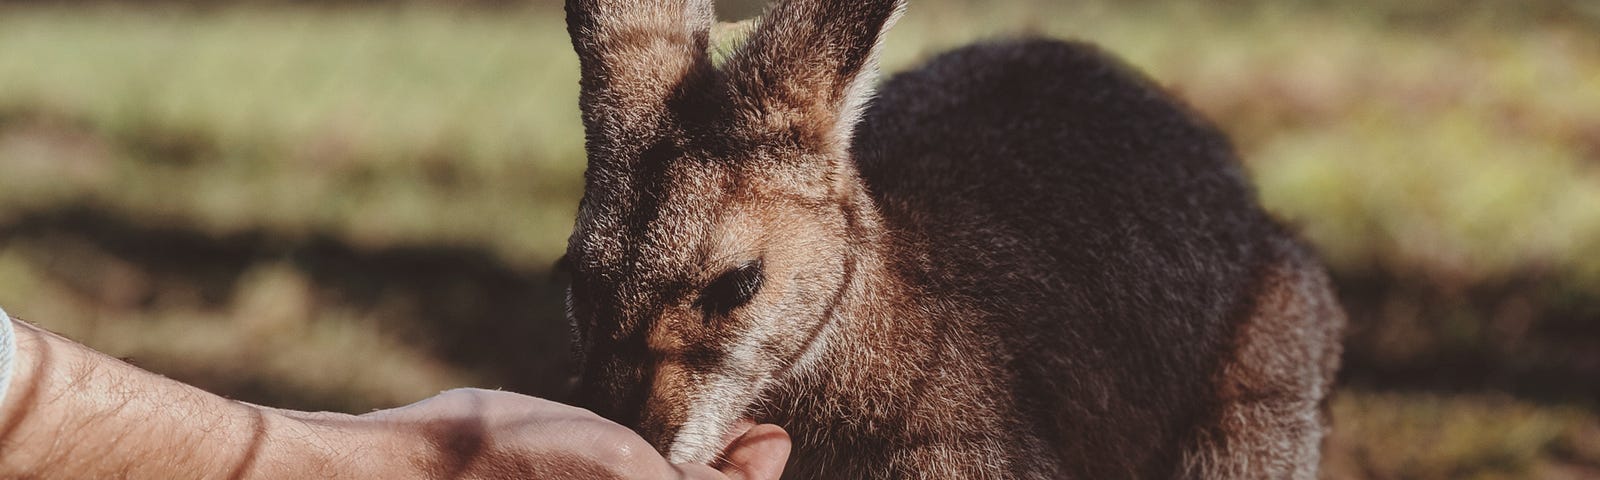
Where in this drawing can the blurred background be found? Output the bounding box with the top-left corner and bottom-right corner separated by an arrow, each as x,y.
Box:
1,0 -> 1597,477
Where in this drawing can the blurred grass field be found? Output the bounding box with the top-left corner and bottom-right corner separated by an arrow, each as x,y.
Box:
1,0 -> 1598,477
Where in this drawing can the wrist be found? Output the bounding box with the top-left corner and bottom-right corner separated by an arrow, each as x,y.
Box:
242,406 -> 432,479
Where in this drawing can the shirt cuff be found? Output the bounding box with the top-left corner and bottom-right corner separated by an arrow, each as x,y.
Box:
0,306 -> 15,409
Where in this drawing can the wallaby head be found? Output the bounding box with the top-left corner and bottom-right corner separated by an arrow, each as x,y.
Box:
562,0 -> 904,463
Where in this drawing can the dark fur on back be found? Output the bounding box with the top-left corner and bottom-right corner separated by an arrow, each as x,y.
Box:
561,0 -> 1344,477
833,39 -> 1331,477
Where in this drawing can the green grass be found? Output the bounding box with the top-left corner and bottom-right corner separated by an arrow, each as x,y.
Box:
0,238 -> 475,410
1327,390 -> 1600,479
3,2 -> 1597,276
0,5 -> 585,268
1,1 -> 1598,477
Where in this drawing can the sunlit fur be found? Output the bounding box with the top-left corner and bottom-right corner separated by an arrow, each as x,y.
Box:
561,0 -> 1345,477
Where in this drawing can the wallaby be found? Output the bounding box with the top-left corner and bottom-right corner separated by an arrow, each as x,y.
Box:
559,0 -> 1345,477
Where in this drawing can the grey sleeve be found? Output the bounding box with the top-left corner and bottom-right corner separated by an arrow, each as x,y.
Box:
0,306 -> 15,408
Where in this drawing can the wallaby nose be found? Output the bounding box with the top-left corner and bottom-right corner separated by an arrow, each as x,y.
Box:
636,360 -> 698,456
636,405 -> 680,456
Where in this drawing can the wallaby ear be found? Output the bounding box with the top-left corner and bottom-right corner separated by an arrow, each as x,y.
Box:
724,0 -> 905,150
567,0 -> 715,169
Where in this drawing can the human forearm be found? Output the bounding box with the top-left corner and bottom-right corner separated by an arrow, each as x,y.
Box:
0,319 -> 377,478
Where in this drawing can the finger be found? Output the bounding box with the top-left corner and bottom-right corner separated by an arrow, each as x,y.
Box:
673,463 -> 732,480
717,424 -> 791,480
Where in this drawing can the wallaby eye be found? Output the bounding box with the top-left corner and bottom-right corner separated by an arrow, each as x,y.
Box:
698,260 -> 763,315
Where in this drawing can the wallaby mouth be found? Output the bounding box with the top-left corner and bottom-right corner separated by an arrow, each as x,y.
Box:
664,403 -> 761,464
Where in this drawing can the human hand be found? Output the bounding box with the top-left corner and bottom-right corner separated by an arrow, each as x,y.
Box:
323,388 -> 791,479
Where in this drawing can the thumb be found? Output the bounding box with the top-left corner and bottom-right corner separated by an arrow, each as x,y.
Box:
716,424 -> 791,480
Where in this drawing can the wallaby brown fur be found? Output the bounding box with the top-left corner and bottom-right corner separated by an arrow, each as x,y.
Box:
560,0 -> 1345,478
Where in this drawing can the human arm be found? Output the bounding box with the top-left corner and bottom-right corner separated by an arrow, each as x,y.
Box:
0,316 -> 789,479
